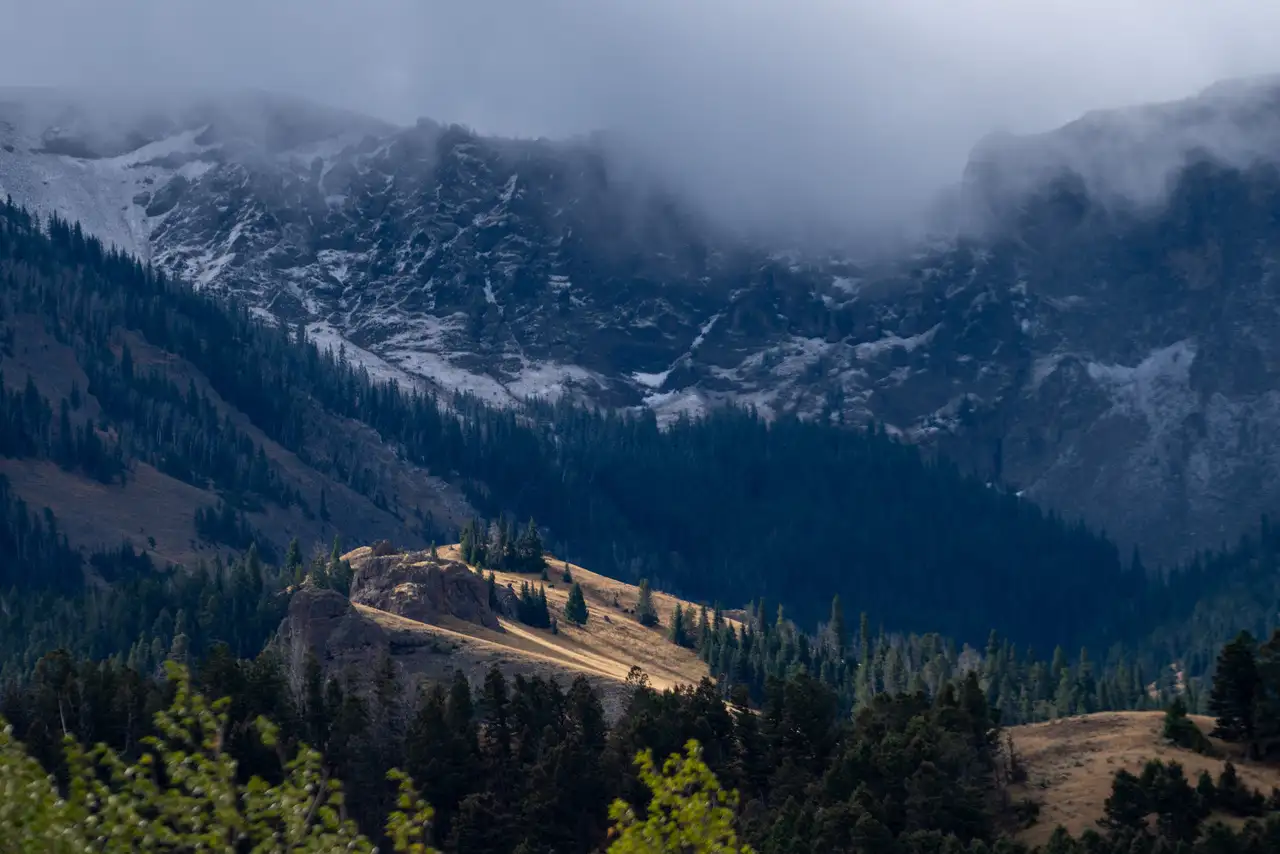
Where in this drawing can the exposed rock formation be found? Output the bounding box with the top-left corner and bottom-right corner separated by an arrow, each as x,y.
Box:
346,546 -> 501,630
271,577 -> 632,719
273,584 -> 388,694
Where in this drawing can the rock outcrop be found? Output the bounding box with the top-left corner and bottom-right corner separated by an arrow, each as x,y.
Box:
273,584 -> 388,694
270,569 -> 633,720
346,546 -> 501,630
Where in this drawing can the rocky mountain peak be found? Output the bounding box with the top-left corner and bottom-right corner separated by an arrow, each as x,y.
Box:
6,83 -> 1280,566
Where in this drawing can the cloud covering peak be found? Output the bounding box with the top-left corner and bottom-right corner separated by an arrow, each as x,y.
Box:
4,0 -> 1280,242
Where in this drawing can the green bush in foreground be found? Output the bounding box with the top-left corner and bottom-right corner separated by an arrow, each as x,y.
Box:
0,661 -> 438,853
606,739 -> 754,854
0,662 -> 744,853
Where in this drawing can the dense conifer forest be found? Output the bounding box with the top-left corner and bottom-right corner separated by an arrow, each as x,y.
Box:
6,630 -> 1280,852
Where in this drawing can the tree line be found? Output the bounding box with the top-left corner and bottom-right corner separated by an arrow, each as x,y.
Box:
7,623 -> 1280,852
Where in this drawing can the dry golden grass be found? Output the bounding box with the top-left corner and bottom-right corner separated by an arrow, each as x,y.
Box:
343,544 -> 727,695
0,457 -> 214,568
1008,711 -> 1280,846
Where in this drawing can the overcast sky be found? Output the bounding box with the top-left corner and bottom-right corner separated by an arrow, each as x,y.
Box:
4,0 -> 1280,238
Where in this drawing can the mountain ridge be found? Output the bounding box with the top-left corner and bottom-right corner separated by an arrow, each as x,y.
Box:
7,79 -> 1280,565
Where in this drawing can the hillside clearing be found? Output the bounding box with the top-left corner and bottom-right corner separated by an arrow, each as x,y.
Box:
337,544 -> 726,702
1008,711 -> 1280,846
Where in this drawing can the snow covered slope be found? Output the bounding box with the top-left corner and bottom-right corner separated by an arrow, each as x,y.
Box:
10,82 -> 1280,567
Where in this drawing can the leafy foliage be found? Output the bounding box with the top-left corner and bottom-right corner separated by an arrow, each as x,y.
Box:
607,740 -> 753,854
0,662 -> 437,852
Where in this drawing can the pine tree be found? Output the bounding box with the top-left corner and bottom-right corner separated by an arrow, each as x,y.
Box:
515,582 -> 551,628
858,612 -> 870,665
564,582 -> 589,626
494,518 -> 510,570
285,538 -> 304,586
1209,631 -> 1261,753
1053,666 -> 1075,718
829,595 -> 846,657
669,604 -> 692,648
636,579 -> 659,628
329,536 -> 353,596
515,518 -> 545,573
1163,696 -> 1212,754
1100,769 -> 1148,831
460,519 -> 476,565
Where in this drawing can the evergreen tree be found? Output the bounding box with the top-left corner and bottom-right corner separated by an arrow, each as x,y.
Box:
1253,629 -> 1280,756
515,518 -> 546,573
459,519 -> 477,566
328,536 -> 353,596
669,604 -> 692,648
516,582 -> 552,628
284,538 -> 304,586
1162,696 -> 1212,754
636,579 -> 659,628
1100,769 -> 1147,832
564,582 -> 589,626
829,594 -> 846,657
1209,631 -> 1261,752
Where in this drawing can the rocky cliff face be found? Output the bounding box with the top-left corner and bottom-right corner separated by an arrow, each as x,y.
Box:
346,545 -> 501,630
7,81 -> 1280,564
274,584 -> 388,693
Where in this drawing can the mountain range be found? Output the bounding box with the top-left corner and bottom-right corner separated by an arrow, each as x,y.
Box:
5,78 -> 1280,567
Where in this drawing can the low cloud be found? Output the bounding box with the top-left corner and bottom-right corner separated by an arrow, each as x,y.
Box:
4,0 -> 1280,243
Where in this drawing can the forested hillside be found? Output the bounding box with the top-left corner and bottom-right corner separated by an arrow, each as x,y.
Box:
8,629 -> 1280,853
0,198 -> 1144,650
2,196 -> 1277,666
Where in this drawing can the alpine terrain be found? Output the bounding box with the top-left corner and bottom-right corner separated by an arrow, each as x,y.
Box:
6,61 -> 1280,854
9,80 -> 1280,566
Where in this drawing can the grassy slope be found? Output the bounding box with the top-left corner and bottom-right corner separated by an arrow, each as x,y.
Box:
0,313 -> 474,566
343,544 -> 727,697
1008,712 -> 1280,846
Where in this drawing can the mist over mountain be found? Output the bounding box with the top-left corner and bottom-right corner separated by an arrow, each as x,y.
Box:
10,71 -> 1280,567
8,0 -> 1280,242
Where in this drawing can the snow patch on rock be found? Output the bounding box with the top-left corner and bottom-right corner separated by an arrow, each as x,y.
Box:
1086,339 -> 1196,427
